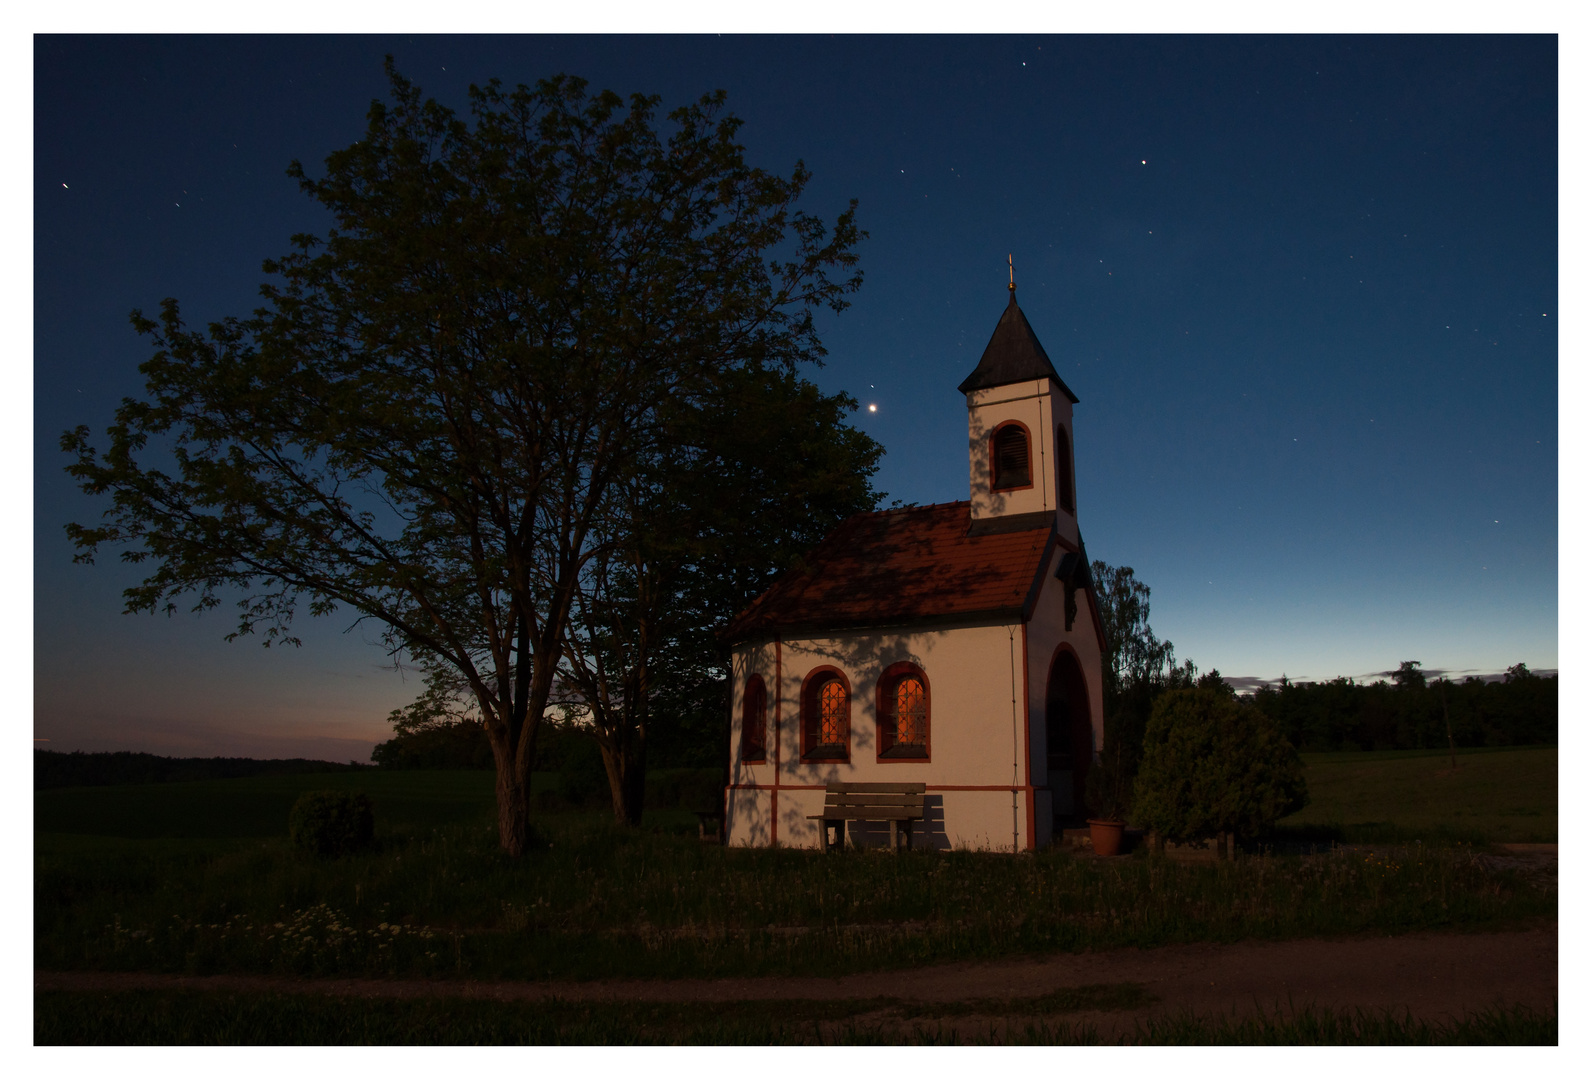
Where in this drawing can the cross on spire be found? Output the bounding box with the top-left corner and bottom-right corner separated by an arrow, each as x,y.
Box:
1008,253 -> 1015,295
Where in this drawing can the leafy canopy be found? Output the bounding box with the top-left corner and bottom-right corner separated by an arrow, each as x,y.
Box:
61,62 -> 864,853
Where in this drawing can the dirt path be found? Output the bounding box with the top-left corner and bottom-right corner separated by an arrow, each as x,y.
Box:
38,922 -> 1556,1036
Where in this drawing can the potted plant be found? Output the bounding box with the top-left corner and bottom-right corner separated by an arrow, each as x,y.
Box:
1084,753 -> 1130,856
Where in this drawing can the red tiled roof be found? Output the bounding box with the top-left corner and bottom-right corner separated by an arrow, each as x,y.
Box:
722,501 -> 1055,642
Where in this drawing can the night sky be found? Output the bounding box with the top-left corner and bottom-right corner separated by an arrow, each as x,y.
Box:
33,35 -> 1558,761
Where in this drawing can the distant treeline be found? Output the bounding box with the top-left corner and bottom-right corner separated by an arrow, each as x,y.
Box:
370,720 -> 591,772
34,750 -> 373,790
1249,665 -> 1556,752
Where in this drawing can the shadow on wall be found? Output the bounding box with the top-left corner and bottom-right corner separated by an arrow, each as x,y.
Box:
968,406 -> 1040,518
844,795 -> 949,851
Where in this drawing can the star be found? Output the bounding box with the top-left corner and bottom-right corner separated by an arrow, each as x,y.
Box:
868,404 -> 877,413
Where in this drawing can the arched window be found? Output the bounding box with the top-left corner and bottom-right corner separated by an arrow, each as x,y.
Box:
801,669 -> 850,761
1056,423 -> 1075,512
991,423 -> 1032,491
740,675 -> 767,762
877,663 -> 930,760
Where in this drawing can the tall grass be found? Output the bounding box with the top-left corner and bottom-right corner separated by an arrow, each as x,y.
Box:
36,812 -> 1555,981
34,990 -> 1556,1045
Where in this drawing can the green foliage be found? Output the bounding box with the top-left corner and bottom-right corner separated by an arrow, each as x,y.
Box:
1085,561 -> 1195,817
61,61 -> 865,855
1083,752 -> 1130,822
288,791 -> 376,857
370,720 -> 494,770
1251,667 -> 1556,752
1133,688 -> 1308,842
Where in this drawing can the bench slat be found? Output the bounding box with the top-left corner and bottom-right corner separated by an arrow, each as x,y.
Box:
825,793 -> 925,807
829,782 -> 926,794
808,808 -> 920,820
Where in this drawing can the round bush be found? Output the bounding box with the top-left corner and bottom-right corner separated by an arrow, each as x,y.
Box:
288,790 -> 376,856
1132,688 -> 1308,842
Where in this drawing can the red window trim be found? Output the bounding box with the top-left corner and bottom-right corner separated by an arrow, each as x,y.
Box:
799,666 -> 852,763
989,420 -> 1036,493
876,661 -> 931,763
740,674 -> 768,763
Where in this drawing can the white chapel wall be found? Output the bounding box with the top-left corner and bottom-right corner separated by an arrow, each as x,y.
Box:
966,379 -> 1079,547
725,622 -> 1036,851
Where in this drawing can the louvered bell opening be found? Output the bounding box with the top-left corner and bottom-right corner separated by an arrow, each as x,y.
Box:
993,425 -> 1031,489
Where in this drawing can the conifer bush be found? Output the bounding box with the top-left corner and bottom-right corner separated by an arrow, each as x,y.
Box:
288,790 -> 376,856
1133,687 -> 1308,842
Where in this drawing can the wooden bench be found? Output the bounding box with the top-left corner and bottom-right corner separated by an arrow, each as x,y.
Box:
808,782 -> 926,852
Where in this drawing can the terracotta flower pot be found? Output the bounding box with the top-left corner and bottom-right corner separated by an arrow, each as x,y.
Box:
1087,818 -> 1125,857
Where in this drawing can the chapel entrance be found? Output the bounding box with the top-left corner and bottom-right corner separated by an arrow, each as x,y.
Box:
1045,649 -> 1094,829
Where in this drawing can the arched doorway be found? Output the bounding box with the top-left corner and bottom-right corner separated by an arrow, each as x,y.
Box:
1045,649 -> 1094,828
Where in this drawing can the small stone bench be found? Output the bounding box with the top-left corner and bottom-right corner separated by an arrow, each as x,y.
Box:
808,781 -> 926,852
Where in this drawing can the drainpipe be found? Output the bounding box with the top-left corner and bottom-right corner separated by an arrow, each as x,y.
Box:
1009,624 -> 1020,853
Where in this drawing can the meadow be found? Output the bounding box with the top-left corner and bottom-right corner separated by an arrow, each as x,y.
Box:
1277,745 -> 1558,844
35,747 -> 1556,1043
36,748 -> 1555,980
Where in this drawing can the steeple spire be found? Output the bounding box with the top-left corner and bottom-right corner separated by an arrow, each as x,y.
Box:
956,276 -> 1078,401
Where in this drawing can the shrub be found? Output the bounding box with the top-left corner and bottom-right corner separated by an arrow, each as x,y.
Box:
558,738 -> 609,807
1132,687 -> 1308,842
644,768 -> 724,812
288,790 -> 376,856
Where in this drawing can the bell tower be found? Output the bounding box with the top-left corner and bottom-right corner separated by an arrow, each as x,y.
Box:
957,270 -> 1080,546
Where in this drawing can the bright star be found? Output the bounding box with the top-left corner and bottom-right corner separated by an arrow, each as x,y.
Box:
868,404 -> 877,413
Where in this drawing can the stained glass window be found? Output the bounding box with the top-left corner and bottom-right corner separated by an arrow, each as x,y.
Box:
818,678 -> 847,746
895,676 -> 926,746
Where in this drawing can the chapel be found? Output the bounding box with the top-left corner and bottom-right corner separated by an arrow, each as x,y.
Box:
721,280 -> 1107,851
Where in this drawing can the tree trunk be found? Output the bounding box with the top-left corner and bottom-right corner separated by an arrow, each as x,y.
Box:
599,736 -> 647,827
1440,680 -> 1458,770
494,759 -> 531,856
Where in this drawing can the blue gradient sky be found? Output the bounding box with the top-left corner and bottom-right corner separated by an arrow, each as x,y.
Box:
33,34 -> 1558,760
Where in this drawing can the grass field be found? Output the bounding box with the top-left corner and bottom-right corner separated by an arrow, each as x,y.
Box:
32,989 -> 1556,1045
1280,745 -> 1557,844
34,751 -> 1558,1043
34,770 -> 502,839
35,759 -> 1556,983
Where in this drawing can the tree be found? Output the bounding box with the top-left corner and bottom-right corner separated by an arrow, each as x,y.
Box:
1087,561 -> 1191,813
61,63 -> 863,855
1089,562 -> 1177,701
556,366 -> 882,823
1393,660 -> 1427,691
1132,687 -> 1309,843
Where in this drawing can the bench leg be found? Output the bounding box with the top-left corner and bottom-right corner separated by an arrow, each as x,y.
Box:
825,819 -> 842,852
889,820 -> 899,851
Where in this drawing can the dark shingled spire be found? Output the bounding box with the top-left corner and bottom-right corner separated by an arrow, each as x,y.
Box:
956,291 -> 1080,402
